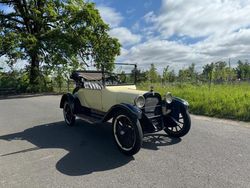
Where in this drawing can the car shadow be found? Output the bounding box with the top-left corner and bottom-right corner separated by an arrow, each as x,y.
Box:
0,120 -> 181,176
143,133 -> 181,150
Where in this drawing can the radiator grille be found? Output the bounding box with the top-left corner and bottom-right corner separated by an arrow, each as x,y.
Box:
144,96 -> 162,117
143,95 -> 163,130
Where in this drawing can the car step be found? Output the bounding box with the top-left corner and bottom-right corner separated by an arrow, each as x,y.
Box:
76,114 -> 102,124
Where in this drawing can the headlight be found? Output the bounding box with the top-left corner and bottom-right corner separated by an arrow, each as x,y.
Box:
135,95 -> 145,108
183,100 -> 189,106
165,92 -> 173,104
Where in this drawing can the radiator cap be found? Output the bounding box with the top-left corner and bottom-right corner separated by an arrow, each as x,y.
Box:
150,85 -> 154,92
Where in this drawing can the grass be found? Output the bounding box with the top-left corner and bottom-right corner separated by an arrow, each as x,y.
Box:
138,82 -> 250,122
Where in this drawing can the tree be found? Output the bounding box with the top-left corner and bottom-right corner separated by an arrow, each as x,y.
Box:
178,69 -> 189,83
162,66 -> 169,83
0,0 -> 120,86
178,63 -> 197,83
213,61 -> 227,82
202,63 -> 214,85
224,66 -> 236,82
119,71 -> 127,83
147,63 -> 158,83
162,66 -> 175,83
168,70 -> 176,82
188,63 -> 196,82
235,60 -> 250,80
130,68 -> 147,83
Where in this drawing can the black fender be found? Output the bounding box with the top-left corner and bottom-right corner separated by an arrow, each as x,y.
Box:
172,97 -> 189,109
59,93 -> 76,112
164,97 -> 189,125
102,103 -> 142,122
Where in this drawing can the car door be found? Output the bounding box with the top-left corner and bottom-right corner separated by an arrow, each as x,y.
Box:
77,83 -> 102,111
101,86 -> 117,112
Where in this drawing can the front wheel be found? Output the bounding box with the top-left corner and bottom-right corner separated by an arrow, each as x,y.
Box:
112,113 -> 143,156
164,108 -> 191,137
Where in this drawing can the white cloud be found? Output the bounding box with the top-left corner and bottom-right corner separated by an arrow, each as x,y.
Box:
144,11 -> 156,24
126,8 -> 135,15
109,27 -> 141,46
117,27 -> 250,72
146,0 -> 250,38
132,22 -> 140,32
117,40 -> 202,72
97,5 -> 141,47
195,28 -> 250,58
97,5 -> 123,27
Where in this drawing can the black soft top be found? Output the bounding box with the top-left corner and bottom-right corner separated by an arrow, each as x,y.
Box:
70,71 -> 104,81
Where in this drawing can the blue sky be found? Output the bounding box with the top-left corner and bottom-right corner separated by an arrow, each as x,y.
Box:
1,0 -> 250,72
94,0 -> 161,29
93,0 -> 250,72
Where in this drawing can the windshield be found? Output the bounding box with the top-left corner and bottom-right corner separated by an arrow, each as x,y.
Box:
105,63 -> 137,86
105,73 -> 135,86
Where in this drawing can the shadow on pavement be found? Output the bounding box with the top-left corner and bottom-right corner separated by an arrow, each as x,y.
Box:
143,134 -> 181,150
0,120 -> 181,176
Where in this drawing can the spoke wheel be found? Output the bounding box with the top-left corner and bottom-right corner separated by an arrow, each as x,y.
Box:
112,113 -> 143,156
63,101 -> 76,126
164,108 -> 191,137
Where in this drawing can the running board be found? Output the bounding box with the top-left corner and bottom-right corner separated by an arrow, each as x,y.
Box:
76,113 -> 102,124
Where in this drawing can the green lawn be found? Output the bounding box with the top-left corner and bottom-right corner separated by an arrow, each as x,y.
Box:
138,82 -> 250,122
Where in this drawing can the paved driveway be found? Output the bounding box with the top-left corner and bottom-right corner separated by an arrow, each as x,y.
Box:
0,95 -> 250,188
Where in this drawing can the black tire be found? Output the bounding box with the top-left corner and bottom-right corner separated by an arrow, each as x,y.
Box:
63,101 -> 76,126
112,112 -> 143,156
164,107 -> 191,138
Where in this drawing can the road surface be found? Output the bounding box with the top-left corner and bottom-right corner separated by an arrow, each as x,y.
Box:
0,95 -> 250,188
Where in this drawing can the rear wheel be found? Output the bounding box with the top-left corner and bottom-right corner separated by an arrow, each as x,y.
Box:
63,101 -> 76,126
112,113 -> 143,156
164,107 -> 191,137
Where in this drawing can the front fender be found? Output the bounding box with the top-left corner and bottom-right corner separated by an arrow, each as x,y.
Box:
102,103 -> 142,122
165,97 -> 189,120
172,97 -> 189,110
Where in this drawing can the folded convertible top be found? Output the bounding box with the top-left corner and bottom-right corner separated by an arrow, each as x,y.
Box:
70,71 -> 104,81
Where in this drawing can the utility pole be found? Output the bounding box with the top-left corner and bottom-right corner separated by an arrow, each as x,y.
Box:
228,58 -> 231,82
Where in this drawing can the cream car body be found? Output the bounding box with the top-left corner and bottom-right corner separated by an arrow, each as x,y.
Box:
77,85 -> 146,112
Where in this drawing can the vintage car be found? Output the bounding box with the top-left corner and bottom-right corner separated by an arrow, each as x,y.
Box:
60,64 -> 191,155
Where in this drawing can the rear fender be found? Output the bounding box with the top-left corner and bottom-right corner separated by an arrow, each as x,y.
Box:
102,103 -> 142,122
59,93 -> 75,112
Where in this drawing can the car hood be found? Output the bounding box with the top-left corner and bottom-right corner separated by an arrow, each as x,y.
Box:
105,85 -> 147,104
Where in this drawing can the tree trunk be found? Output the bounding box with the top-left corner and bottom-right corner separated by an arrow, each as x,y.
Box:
30,54 -> 40,85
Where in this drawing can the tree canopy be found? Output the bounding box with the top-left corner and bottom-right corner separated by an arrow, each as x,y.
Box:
0,0 -> 121,85
147,63 -> 158,83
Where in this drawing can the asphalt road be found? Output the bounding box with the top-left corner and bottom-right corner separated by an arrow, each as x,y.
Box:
0,95 -> 250,188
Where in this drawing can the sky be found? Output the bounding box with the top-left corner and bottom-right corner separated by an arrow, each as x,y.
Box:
1,0 -> 250,73
93,0 -> 250,72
